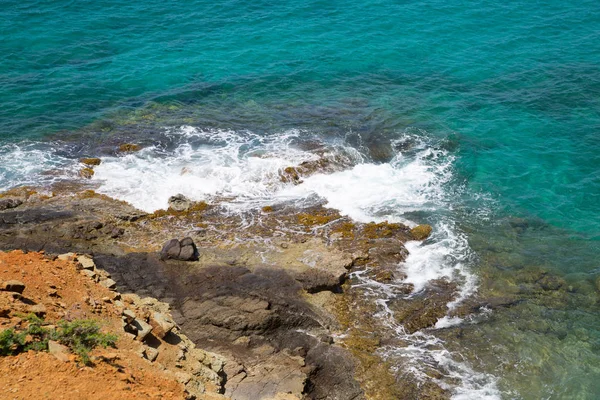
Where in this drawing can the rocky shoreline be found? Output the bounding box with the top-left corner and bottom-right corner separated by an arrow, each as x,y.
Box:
0,183 -> 468,399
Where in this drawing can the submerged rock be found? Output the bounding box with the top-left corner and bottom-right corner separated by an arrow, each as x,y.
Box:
389,280 -> 457,333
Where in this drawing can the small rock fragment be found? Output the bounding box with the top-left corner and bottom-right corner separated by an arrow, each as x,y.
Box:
100,278 -> 117,290
77,255 -> 96,270
118,143 -> 141,153
175,372 -> 192,385
132,318 -> 152,341
1,280 -> 26,294
79,168 -> 95,179
57,253 -> 76,262
150,312 -> 176,339
81,269 -> 97,280
48,340 -> 70,362
178,244 -> 196,261
29,304 -> 46,317
123,309 -> 136,323
144,346 -> 159,362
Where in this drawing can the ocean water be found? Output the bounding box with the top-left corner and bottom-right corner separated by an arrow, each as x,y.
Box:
1,0 -> 600,398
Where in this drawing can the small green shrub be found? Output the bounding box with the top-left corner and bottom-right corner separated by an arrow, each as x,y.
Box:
0,315 -> 117,365
0,328 -> 25,356
52,319 -> 118,365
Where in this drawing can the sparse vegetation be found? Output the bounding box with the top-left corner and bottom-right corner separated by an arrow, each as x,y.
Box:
0,328 -> 25,356
0,314 -> 117,365
54,319 -> 118,365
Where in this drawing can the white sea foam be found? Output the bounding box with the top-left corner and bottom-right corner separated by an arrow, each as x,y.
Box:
93,127 -> 362,212
0,142 -> 77,191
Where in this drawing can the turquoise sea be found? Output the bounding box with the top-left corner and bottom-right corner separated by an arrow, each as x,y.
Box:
1,1 -> 599,398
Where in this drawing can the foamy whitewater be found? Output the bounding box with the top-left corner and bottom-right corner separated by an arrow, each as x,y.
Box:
0,126 -> 500,398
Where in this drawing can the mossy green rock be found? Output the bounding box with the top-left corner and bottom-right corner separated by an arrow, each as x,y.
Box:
410,224 -> 432,240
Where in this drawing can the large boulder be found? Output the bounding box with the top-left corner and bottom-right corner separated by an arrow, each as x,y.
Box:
160,237 -> 198,261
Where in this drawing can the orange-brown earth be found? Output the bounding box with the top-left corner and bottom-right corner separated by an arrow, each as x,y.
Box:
0,250 -> 196,400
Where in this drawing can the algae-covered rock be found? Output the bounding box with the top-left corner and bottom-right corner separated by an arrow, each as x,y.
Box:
410,224 -> 432,240
280,166 -> 302,184
537,274 -> 565,291
79,167 -> 95,179
80,157 -> 102,166
389,280 -> 456,333
118,143 -> 142,153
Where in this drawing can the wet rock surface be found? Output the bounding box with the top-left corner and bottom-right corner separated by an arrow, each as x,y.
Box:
0,184 -> 481,399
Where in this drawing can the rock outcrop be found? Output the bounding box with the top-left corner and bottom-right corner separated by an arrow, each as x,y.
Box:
0,185 -> 467,399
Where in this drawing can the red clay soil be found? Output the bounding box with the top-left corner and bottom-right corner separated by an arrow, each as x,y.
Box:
0,250 -> 186,400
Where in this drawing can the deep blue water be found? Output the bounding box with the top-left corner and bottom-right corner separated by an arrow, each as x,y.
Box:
1,1 -> 600,398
